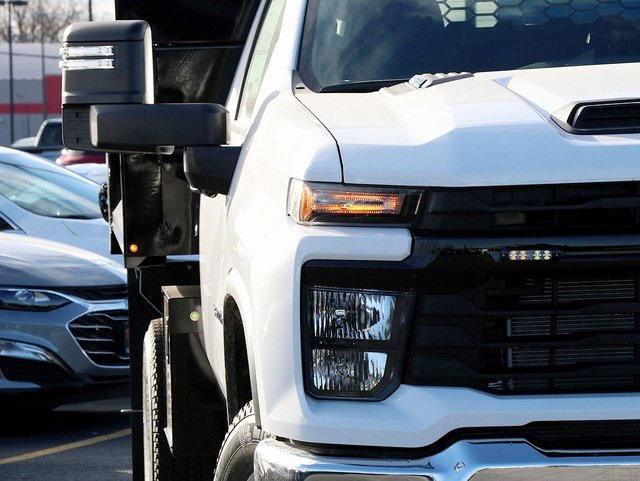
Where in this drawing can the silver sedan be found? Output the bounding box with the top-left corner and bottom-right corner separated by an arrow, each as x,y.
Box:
0,233 -> 129,407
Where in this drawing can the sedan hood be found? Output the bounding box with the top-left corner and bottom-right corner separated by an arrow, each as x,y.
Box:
0,233 -> 126,288
297,63 -> 640,187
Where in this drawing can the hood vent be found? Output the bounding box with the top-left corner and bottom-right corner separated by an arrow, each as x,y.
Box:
552,99 -> 640,135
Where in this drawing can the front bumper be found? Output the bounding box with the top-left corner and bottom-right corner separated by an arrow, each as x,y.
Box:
0,295 -> 128,394
255,438 -> 640,481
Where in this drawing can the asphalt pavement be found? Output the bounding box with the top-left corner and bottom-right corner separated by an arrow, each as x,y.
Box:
0,397 -> 132,481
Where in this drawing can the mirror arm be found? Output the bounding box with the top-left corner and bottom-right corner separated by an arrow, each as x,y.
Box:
184,146 -> 241,197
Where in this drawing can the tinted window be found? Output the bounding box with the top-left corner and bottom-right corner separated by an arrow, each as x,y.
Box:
39,121 -> 62,146
300,0 -> 640,91
0,152 -> 101,219
0,216 -> 13,231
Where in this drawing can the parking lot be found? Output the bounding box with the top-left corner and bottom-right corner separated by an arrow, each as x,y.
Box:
0,398 -> 131,481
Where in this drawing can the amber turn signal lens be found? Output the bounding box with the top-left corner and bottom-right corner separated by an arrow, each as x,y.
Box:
299,186 -> 403,221
129,243 -> 139,254
288,180 -> 422,225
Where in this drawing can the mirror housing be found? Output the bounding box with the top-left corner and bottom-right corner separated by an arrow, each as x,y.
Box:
90,103 -> 228,153
61,20 -> 154,151
184,146 -> 241,196
62,20 -> 229,153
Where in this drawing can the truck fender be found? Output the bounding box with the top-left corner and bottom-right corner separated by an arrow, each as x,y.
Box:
224,269 -> 262,427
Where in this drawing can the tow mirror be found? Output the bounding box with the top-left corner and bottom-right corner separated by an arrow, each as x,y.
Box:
61,20 -> 228,153
61,20 -> 154,151
89,103 -> 228,153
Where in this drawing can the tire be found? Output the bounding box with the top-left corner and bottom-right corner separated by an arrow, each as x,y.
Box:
214,402 -> 270,481
142,318 -> 216,481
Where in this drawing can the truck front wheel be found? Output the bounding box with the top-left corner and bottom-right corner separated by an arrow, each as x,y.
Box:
142,318 -> 215,481
214,402 -> 270,481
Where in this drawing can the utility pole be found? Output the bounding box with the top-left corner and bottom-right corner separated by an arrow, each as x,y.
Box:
89,0 -> 93,21
38,2 -> 45,121
0,0 -> 28,144
7,2 -> 14,143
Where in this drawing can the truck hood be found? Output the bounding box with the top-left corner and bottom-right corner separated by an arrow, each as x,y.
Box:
297,63 -> 640,187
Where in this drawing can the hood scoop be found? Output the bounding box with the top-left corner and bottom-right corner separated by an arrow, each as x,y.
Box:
552,99 -> 640,135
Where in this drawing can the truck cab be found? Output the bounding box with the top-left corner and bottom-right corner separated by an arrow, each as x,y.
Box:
60,1 -> 640,481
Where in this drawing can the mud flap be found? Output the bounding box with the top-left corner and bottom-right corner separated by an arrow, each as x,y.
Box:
162,286 -> 227,457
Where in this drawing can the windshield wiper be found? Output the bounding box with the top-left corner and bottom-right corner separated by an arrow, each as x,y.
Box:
319,79 -> 409,93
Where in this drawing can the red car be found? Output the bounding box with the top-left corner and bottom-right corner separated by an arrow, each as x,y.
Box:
56,149 -> 106,166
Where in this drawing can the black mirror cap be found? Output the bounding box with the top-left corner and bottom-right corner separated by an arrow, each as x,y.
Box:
184,146 -> 241,196
90,103 -> 228,153
61,20 -> 154,151
61,20 -> 153,106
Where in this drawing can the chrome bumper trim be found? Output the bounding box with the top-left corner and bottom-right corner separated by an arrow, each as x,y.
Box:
255,438 -> 640,481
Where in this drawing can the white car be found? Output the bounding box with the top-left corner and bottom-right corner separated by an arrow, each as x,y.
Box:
0,147 -> 112,259
65,163 -> 108,185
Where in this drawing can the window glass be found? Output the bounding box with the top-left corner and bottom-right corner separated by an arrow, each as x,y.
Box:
300,0 -> 640,91
39,122 -> 62,146
0,153 -> 101,219
0,215 -> 13,231
239,0 -> 287,118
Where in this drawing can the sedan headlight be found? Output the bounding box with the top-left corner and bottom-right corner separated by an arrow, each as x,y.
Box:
288,180 -> 422,225
0,288 -> 70,311
304,287 -> 414,400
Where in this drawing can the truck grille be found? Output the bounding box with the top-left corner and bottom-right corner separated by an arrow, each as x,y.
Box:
406,273 -> 640,394
69,310 -> 129,367
419,181 -> 640,234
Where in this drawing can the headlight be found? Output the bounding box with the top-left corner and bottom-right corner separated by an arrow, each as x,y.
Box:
288,180 -> 422,225
303,287 -> 414,400
0,289 -> 70,311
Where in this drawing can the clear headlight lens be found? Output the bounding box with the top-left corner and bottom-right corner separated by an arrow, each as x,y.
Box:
304,287 -> 414,400
0,289 -> 70,311
288,180 -> 422,225
312,350 -> 388,392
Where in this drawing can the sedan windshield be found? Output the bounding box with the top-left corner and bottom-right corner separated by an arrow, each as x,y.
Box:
300,0 -> 640,91
0,152 -> 101,219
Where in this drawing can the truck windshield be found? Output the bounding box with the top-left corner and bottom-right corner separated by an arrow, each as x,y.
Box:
299,0 -> 640,91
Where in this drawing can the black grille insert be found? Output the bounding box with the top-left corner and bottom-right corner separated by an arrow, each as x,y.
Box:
406,273 -> 640,394
59,285 -> 128,301
419,182 -> 640,234
0,358 -> 80,386
69,310 -> 129,367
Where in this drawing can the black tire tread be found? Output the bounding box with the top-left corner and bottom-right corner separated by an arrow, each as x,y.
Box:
144,318 -> 216,481
214,401 -> 271,481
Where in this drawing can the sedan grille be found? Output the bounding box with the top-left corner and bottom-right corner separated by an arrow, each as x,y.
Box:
58,285 -> 128,301
69,310 -> 129,367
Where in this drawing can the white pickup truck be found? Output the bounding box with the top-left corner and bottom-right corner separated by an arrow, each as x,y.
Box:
60,1 -> 640,481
